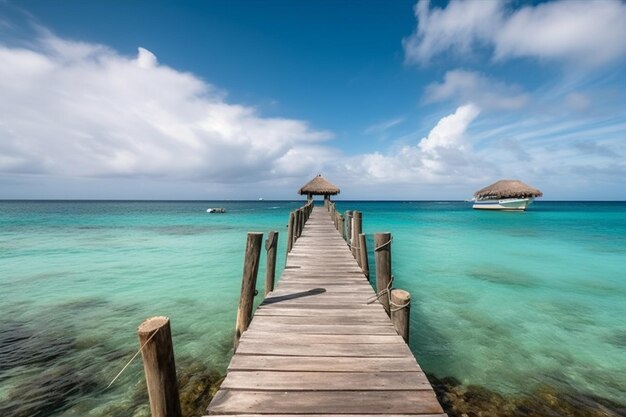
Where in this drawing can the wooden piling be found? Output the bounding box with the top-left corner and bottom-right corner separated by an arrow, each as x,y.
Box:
351,211 -> 362,260
345,210 -> 352,247
264,231 -> 278,296
358,233 -> 369,278
390,289 -> 411,343
234,232 -> 263,349
339,214 -> 345,240
138,316 -> 182,417
286,212 -> 295,253
299,209 -> 305,235
375,232 -> 392,315
294,210 -> 301,239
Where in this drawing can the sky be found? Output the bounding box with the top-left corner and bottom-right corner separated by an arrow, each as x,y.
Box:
0,0 -> 625,200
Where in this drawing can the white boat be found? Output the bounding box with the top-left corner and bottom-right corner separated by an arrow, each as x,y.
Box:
206,208 -> 226,213
472,197 -> 534,211
471,179 -> 542,211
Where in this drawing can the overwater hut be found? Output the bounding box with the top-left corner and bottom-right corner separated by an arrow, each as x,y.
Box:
473,179 -> 543,210
298,174 -> 340,202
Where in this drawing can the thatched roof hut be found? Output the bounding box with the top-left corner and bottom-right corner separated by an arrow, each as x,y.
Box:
299,174 -> 340,200
474,179 -> 543,200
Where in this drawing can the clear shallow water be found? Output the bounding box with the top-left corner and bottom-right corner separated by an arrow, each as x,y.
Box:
1,200 -> 625,416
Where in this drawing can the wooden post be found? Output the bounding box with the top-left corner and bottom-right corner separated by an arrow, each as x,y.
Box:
346,210 -> 352,245
351,211 -> 362,259
137,316 -> 182,417
294,210 -> 301,239
264,231 -> 278,296
298,209 -> 305,235
286,212 -> 295,253
390,289 -> 411,343
359,233 -> 369,278
339,215 -> 345,240
375,232 -> 392,315
234,232 -> 263,349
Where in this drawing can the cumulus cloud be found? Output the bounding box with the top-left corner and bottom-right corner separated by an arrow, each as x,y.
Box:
425,70 -> 529,110
0,34 -> 332,183
342,104 -> 490,184
404,0 -> 626,68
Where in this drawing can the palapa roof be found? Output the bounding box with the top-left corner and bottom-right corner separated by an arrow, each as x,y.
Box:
298,174 -> 340,196
474,179 -> 543,200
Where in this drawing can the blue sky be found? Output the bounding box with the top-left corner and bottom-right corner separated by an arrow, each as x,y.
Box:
1,0 -> 625,199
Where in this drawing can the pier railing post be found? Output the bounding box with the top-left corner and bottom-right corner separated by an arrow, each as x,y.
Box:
374,232 -> 392,315
286,212 -> 295,253
345,210 -> 353,248
351,211 -> 362,260
137,316 -> 182,417
339,214 -> 345,240
265,231 -> 278,296
390,289 -> 411,343
359,233 -> 369,278
234,232 -> 263,349
294,210 -> 301,239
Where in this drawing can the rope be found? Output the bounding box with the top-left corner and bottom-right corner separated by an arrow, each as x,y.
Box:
106,326 -> 160,389
374,236 -> 393,251
366,274 -> 394,314
390,299 -> 410,312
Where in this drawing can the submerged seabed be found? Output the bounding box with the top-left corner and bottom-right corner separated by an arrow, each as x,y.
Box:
0,200 -> 624,417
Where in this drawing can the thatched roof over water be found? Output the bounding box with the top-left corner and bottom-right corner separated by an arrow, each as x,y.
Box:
474,179 -> 543,200
299,174 -> 340,195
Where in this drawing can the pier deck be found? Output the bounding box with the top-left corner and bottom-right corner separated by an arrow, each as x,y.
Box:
206,206 -> 445,416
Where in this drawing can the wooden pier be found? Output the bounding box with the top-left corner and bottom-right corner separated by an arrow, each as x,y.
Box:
205,205 -> 446,416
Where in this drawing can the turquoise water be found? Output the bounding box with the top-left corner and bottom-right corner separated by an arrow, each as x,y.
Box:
1,200 -> 625,416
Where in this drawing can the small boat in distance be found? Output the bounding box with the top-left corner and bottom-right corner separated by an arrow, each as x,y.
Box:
471,179 -> 543,211
206,208 -> 226,213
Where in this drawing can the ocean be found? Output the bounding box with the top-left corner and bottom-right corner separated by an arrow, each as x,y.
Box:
0,200 -> 624,416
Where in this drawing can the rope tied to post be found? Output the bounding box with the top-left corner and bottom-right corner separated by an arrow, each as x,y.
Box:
366,274 -> 394,314
106,326 -> 161,389
390,298 -> 410,312
374,236 -> 393,251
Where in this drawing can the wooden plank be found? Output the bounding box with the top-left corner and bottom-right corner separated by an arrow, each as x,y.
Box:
240,332 -> 405,345
206,414 -> 448,417
221,371 -> 432,391
228,355 -> 422,372
247,315 -> 393,325
253,308 -> 388,317
247,321 -> 398,335
235,341 -> 412,357
208,390 -> 444,414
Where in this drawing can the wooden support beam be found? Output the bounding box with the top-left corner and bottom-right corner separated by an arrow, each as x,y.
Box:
264,231 -> 278,297
374,232 -> 392,315
137,316 -> 182,417
359,233 -> 369,278
351,211 -> 362,260
390,289 -> 411,343
234,232 -> 263,349
286,211 -> 295,253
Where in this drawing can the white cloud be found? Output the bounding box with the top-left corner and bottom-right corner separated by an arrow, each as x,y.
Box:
364,117 -> 405,134
0,34 -> 332,183
404,0 -> 626,68
425,70 -> 529,110
342,104 -> 490,184
136,47 -> 157,69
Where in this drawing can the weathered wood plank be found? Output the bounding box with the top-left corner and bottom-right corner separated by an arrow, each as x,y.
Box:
221,371 -> 432,391
235,341 -> 412,357
240,332 -> 406,345
208,390 -> 444,414
247,321 -> 398,335
228,355 -> 422,372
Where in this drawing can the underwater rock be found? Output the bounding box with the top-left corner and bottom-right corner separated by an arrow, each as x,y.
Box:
0,365 -> 97,417
428,374 -> 626,417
